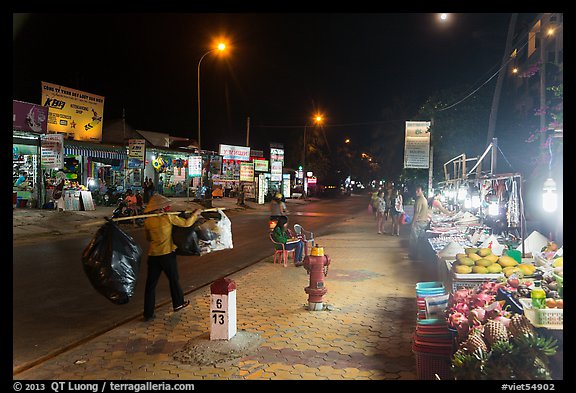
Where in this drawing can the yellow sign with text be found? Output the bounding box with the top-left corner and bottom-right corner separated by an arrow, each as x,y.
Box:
41,81 -> 105,142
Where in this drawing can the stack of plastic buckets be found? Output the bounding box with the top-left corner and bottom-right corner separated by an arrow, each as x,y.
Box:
412,281 -> 454,380
416,281 -> 446,320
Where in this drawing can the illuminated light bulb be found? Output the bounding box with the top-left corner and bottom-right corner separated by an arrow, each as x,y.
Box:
488,201 -> 499,216
457,186 -> 468,201
471,195 -> 481,209
542,177 -> 558,213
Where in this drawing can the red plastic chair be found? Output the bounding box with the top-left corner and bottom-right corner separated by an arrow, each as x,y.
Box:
269,233 -> 295,267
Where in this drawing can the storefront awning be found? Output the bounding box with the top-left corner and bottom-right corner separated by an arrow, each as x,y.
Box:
64,141 -> 128,160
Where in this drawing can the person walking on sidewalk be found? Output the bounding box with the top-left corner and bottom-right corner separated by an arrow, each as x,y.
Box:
375,190 -> 387,234
391,188 -> 404,236
409,185 -> 430,259
142,194 -> 202,321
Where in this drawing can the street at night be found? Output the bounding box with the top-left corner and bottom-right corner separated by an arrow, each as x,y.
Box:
12,12 -> 563,385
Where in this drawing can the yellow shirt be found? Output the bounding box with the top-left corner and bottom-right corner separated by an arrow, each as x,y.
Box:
144,214 -> 199,256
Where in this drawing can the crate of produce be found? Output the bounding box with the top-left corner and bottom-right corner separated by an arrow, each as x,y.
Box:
446,260 -> 502,291
519,298 -> 563,330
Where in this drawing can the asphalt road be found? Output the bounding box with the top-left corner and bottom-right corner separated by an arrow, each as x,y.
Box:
13,195 -> 367,374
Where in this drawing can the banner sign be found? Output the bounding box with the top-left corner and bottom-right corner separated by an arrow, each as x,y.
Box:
188,155 -> 202,177
219,144 -> 250,161
128,139 -> 145,168
282,174 -> 291,198
270,147 -> 284,164
13,100 -> 49,133
240,162 -> 255,182
403,120 -> 431,169
40,133 -> 64,169
271,161 -> 283,182
254,159 -> 269,172
250,149 -> 264,158
128,139 -> 146,159
41,81 -> 105,142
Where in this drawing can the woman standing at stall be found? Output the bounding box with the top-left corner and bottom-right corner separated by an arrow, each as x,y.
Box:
391,188 -> 404,236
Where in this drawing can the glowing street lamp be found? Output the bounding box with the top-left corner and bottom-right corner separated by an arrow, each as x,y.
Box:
302,114 -> 324,195
542,177 -> 558,213
197,41 -> 227,150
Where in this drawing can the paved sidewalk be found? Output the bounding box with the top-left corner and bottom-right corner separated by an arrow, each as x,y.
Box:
14,208 -> 437,381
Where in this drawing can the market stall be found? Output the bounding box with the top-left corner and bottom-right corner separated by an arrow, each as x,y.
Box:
411,138 -> 563,380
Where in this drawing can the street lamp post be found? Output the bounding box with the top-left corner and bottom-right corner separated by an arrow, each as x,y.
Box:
302,115 -> 323,197
197,42 -> 226,150
196,43 -> 226,204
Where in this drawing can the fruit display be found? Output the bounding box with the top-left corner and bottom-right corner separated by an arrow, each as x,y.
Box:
450,246 -> 544,280
446,281 -> 559,380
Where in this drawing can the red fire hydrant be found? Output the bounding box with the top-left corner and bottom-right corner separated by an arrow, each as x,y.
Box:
303,245 -> 331,311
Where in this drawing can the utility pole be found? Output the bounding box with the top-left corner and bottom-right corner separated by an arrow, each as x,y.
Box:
486,13 -> 518,151
246,116 -> 250,147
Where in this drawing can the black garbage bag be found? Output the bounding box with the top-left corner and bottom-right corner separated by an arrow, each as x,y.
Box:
194,217 -> 217,241
173,223 -> 202,256
82,219 -> 142,305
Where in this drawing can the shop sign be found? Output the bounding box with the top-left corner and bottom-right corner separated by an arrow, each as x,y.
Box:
41,81 -> 105,142
188,155 -> 202,177
257,173 -> 265,204
219,144 -> 250,161
251,149 -> 264,158
128,139 -> 146,168
271,161 -> 282,182
240,162 -> 254,182
307,177 -> 317,184
282,174 -> 291,198
403,120 -> 431,169
40,133 -> 64,169
13,100 -> 49,133
270,147 -> 284,164
254,159 -> 269,172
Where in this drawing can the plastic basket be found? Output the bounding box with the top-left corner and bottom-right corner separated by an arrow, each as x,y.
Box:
519,298 -> 563,330
416,281 -> 445,290
413,350 -> 454,380
450,279 -> 485,292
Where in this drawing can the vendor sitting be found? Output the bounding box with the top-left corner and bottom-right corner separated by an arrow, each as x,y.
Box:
15,171 -> 30,190
271,215 -> 305,266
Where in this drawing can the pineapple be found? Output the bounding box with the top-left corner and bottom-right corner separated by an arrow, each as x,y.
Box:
464,331 -> 488,354
508,313 -> 534,338
483,319 -> 509,347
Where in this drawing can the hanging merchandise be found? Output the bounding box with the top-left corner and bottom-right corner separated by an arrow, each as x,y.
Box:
152,156 -> 166,172
507,179 -> 520,228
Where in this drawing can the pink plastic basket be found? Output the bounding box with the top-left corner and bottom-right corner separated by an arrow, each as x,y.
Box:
413,351 -> 454,380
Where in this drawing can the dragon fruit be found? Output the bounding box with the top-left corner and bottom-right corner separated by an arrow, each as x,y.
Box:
448,311 -> 468,328
480,281 -> 502,294
470,292 -> 494,309
468,307 -> 487,325
493,315 -> 511,328
484,300 -> 504,320
452,288 -> 472,304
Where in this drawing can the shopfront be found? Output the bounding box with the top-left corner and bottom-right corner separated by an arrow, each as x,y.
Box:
145,148 -> 198,197
62,140 -> 128,193
12,100 -> 48,208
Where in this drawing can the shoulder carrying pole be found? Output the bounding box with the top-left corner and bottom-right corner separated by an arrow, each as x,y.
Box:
109,207 -> 225,222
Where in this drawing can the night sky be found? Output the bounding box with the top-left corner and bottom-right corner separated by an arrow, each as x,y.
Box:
13,13 -> 536,156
